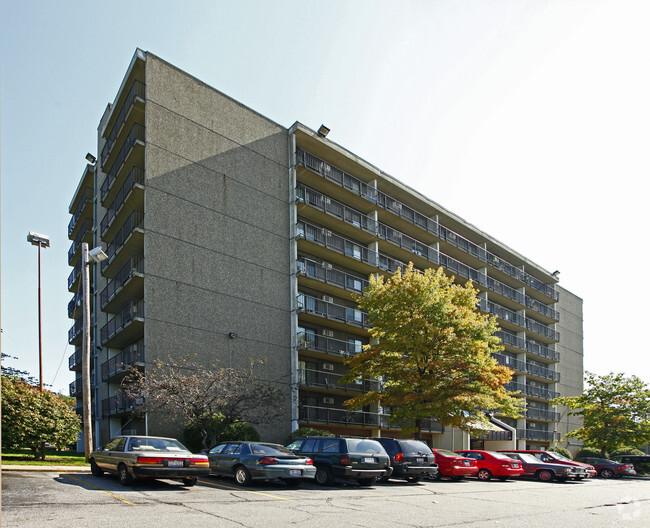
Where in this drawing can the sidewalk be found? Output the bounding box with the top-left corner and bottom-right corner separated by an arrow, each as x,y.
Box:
2,465 -> 91,472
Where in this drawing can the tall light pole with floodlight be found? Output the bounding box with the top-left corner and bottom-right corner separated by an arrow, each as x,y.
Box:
81,242 -> 108,461
27,232 -> 50,391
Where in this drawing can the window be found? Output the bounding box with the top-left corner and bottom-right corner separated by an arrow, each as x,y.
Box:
302,439 -> 319,453
209,444 -> 227,454
347,276 -> 363,291
222,443 -> 242,455
322,440 -> 342,453
345,241 -> 362,260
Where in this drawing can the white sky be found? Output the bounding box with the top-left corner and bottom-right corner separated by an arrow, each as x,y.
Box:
2,0 -> 649,394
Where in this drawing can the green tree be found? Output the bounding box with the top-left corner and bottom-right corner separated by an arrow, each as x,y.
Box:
341,263 -> 523,438
553,372 -> 650,457
122,357 -> 284,450
1,377 -> 81,459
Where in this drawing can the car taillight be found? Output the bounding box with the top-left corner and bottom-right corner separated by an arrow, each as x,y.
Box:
137,457 -> 164,464
305,458 -> 314,465
259,457 -> 279,465
340,455 -> 351,465
623,465 -> 633,469
190,458 -> 209,466
395,453 -> 404,462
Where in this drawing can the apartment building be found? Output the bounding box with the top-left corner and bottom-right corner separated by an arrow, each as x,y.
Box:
67,49 -> 583,451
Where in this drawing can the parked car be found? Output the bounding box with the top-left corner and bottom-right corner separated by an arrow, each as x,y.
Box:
500,451 -> 588,481
286,437 -> 392,486
372,438 -> 438,482
575,457 -> 637,478
205,441 -> 316,486
610,454 -> 650,474
498,450 -> 596,478
429,449 -> 478,480
455,450 -> 524,481
90,435 -> 210,486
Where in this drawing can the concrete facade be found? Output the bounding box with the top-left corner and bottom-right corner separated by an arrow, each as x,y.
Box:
67,49 -> 583,450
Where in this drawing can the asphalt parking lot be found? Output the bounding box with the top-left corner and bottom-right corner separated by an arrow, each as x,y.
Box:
2,470 -> 649,528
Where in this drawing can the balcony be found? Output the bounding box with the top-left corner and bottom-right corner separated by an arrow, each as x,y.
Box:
100,166 -> 145,239
473,430 -> 513,441
516,428 -> 560,442
101,341 -> 145,382
298,294 -> 368,328
68,318 -> 83,345
100,255 -> 144,311
69,348 -> 82,371
299,368 -> 379,393
100,298 -> 144,348
100,124 -> 145,205
298,331 -> 366,359
69,377 -> 82,397
525,340 -> 560,362
297,257 -> 369,296
525,408 -> 561,422
100,80 -> 145,169
101,211 -> 144,275
299,405 -> 381,428
68,291 -> 83,319
68,261 -> 82,291
525,318 -> 560,342
495,331 -> 526,351
68,187 -> 93,237
493,353 -> 560,382
67,219 -> 93,265
297,147 -> 559,301
505,381 -> 560,400
101,394 -> 142,417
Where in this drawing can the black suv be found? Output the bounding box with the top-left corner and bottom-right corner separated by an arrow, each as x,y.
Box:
286,437 -> 392,486
372,438 -> 438,482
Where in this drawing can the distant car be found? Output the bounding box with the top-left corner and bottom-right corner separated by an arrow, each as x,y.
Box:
498,450 -> 596,478
575,457 -> 636,478
205,441 -> 316,486
372,438 -> 438,482
286,437 -> 392,486
90,435 -> 210,487
610,454 -> 650,474
500,451 -> 588,481
455,450 -> 524,481
429,448 -> 478,480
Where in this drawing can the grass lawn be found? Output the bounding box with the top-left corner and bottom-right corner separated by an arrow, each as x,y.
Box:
2,448 -> 87,466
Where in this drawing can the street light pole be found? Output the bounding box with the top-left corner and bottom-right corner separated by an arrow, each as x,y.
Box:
81,242 -> 108,462
27,232 -> 50,391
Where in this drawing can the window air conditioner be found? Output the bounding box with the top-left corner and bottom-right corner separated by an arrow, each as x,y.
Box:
322,397 -> 334,404
322,363 -> 334,371
322,329 -> 334,337
322,262 -> 333,270
322,295 -> 334,303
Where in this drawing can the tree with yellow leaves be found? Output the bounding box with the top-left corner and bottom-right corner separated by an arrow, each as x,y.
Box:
341,263 -> 523,439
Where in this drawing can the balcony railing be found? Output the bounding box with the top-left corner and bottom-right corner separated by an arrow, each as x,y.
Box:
68,291 -> 83,318
100,167 -> 145,237
100,255 -> 144,308
69,378 -> 82,397
297,257 -> 369,295
101,211 -> 144,273
299,405 -> 381,427
100,299 -> 145,345
68,187 -> 93,237
525,340 -> 560,362
525,408 -> 561,422
516,428 -> 559,442
68,261 -> 82,290
69,348 -> 82,370
101,341 -> 145,381
495,331 -> 526,350
101,394 -> 143,417
505,381 -> 560,400
68,219 -> 92,264
493,353 -> 560,382
298,293 -> 369,328
101,80 -> 145,169
480,299 -> 558,341
68,318 -> 83,344
297,331 -> 366,358
299,368 -> 379,393
100,124 -> 145,204
474,430 -> 513,441
526,318 -> 560,341
296,148 -> 559,301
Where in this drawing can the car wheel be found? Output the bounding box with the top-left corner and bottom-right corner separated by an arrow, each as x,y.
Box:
477,469 -> 492,481
182,477 -> 197,487
282,479 -> 301,488
118,464 -> 133,485
90,459 -> 103,477
357,477 -> 377,487
314,467 -> 334,486
434,471 -> 444,481
407,476 -> 422,483
536,469 -> 554,482
600,469 -> 614,479
234,466 -> 252,486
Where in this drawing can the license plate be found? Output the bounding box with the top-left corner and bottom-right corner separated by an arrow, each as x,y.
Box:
289,469 -> 301,476
168,460 -> 183,467
512,463 -> 520,468
416,458 -> 424,463
363,457 -> 375,463
463,460 -> 470,466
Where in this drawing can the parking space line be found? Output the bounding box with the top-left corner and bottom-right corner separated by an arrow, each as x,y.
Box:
62,473 -> 135,505
197,480 -> 295,501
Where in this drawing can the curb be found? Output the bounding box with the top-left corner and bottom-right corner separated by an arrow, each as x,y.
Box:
2,465 -> 91,472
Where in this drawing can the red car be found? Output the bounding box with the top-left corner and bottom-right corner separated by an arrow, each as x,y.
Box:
499,450 -> 596,478
455,450 -> 524,481
430,449 -> 478,480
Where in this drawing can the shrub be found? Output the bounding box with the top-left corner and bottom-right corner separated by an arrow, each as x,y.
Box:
575,446 -> 605,459
184,419 -> 260,453
550,446 -> 572,459
285,427 -> 334,445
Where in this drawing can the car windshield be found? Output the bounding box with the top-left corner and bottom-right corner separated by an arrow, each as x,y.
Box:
128,437 -> 187,452
434,449 -> 462,457
509,453 -> 539,463
346,439 -> 384,454
249,443 -> 293,456
491,452 -> 515,460
400,441 -> 433,455
548,451 -> 571,462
